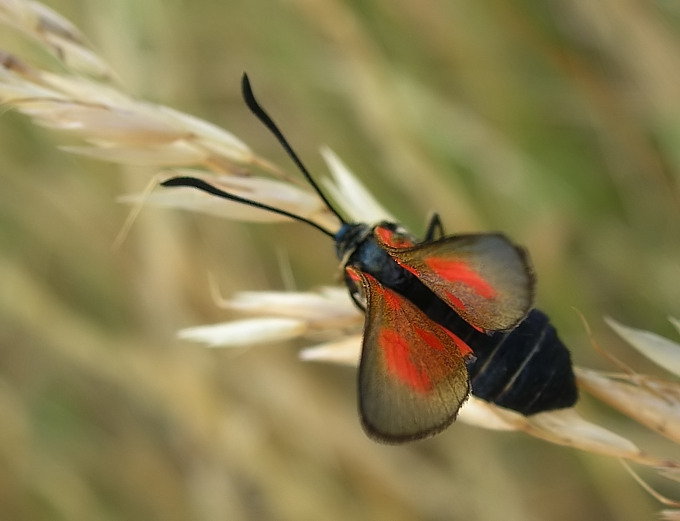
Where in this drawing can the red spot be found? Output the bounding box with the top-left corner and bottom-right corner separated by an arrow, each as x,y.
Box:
443,329 -> 474,357
426,258 -> 496,299
376,227 -> 414,248
413,326 -> 446,352
379,329 -> 432,393
444,290 -> 466,311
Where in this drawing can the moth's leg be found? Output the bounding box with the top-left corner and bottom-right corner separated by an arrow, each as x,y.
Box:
424,212 -> 445,241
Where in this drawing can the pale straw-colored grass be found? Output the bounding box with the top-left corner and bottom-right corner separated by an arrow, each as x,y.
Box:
2,0 -> 680,519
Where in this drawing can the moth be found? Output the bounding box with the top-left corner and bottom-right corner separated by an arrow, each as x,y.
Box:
162,75 -> 577,443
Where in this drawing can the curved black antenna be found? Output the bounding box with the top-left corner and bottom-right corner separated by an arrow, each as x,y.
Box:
241,73 -> 347,225
161,176 -> 336,239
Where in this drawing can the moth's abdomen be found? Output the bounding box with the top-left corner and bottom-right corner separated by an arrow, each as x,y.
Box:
465,309 -> 577,415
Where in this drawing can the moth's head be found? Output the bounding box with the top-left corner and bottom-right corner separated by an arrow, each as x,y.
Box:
334,222 -> 372,262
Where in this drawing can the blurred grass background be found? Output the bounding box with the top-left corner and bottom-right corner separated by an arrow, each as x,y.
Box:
1,0 -> 680,519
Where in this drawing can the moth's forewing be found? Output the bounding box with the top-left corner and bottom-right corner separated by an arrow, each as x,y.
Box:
346,266 -> 471,443
374,227 -> 534,332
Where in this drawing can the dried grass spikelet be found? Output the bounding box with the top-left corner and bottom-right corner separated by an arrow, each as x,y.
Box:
577,317 -> 680,444
178,283 -> 363,348
0,0 -> 341,234
0,0 -> 113,78
0,51 -> 253,167
119,169 -> 331,224
0,53 -> 345,233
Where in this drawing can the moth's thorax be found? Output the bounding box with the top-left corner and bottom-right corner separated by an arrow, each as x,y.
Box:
335,221 -> 416,290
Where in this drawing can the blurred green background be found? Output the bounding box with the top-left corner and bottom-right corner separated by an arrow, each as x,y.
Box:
1,0 -> 680,520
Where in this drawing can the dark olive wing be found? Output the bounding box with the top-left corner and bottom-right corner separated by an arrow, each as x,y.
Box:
346,266 -> 471,443
374,226 -> 535,332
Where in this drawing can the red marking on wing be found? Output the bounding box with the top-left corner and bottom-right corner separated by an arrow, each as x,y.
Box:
375,227 -> 414,248
379,329 -> 432,393
443,290 -> 466,311
443,329 -> 473,357
413,326 -> 446,352
375,275 -> 450,391
425,258 -> 496,298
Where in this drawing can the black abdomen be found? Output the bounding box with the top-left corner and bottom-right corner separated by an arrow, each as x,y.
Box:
462,309 -> 577,414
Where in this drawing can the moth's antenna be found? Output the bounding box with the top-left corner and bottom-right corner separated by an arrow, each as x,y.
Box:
161,176 -> 336,238
241,73 -> 348,225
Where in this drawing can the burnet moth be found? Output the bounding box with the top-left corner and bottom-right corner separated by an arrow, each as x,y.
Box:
162,74 -> 577,443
